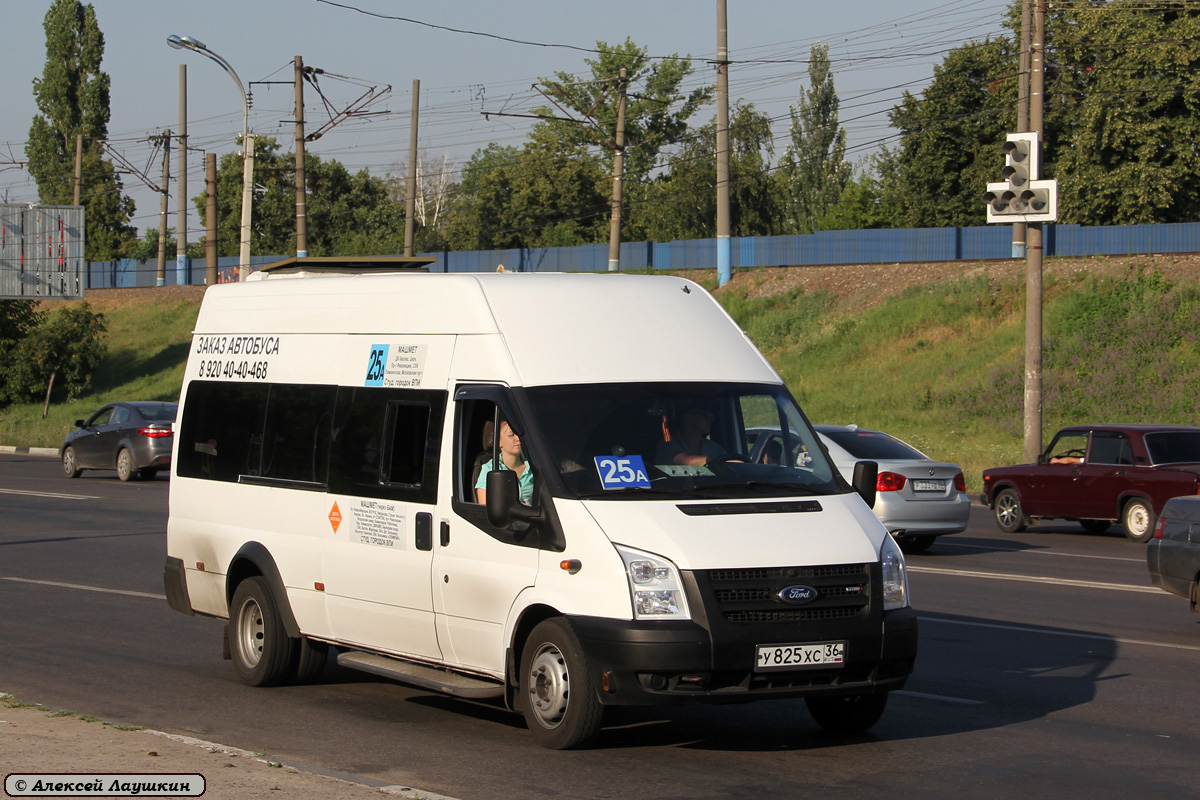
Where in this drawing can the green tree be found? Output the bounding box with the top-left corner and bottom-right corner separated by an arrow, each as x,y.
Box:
197,137 -> 408,257
643,103 -> 779,241
534,38 -> 713,241
26,0 -> 136,260
2,303 -> 107,408
778,43 -> 852,234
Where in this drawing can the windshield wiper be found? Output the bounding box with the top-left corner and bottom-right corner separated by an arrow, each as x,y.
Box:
576,486 -> 708,499
696,481 -> 825,496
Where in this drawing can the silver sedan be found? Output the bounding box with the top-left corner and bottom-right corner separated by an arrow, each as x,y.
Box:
816,424 -> 970,553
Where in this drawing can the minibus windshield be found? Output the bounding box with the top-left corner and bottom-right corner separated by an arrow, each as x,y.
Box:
525,382 -> 841,499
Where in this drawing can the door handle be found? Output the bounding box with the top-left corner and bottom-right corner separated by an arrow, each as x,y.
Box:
415,512 -> 432,551
440,521 -> 450,547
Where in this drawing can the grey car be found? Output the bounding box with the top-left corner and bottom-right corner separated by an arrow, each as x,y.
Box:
816,424 -> 970,553
1147,495 -> 1200,610
61,401 -> 177,481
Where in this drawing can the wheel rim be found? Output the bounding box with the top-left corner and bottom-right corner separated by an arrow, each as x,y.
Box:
63,449 -> 75,475
527,642 -> 570,729
1126,504 -> 1150,537
117,450 -> 131,479
997,494 -> 1020,528
236,596 -> 266,669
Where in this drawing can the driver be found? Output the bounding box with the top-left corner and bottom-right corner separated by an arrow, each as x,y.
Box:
659,404 -> 728,466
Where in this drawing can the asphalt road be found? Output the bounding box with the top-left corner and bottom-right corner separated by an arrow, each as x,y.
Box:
2,452 -> 1198,799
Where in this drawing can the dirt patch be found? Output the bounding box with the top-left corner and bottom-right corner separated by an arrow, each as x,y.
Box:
34,285 -> 209,313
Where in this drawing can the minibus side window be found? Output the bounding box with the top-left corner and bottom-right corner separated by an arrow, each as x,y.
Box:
260,385 -> 337,485
176,381 -> 270,482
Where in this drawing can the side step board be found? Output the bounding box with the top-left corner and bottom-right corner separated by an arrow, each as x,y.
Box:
337,651 -> 505,700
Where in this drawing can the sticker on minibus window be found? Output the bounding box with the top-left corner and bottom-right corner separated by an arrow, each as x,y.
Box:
365,344 -> 389,386
364,343 -> 427,388
594,455 -> 652,489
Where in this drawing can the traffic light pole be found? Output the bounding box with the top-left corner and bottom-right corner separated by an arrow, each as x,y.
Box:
1023,0 -> 1046,464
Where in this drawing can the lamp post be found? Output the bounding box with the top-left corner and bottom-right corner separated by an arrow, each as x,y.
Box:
168,35 -> 254,281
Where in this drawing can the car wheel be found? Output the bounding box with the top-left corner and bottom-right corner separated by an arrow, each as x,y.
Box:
899,535 -> 937,554
230,577 -> 297,687
116,448 -> 135,482
806,692 -> 889,734
290,636 -> 329,684
519,618 -> 603,749
1122,498 -> 1156,543
1079,519 -> 1111,534
994,489 -> 1027,533
62,447 -> 81,478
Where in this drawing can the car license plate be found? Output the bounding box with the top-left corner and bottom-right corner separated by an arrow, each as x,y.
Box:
912,479 -> 945,492
755,641 -> 845,671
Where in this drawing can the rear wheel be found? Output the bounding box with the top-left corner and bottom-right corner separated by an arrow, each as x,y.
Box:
1079,519 -> 1111,534
806,692 -> 889,734
1122,498 -> 1155,543
899,535 -> 937,554
230,577 -> 296,687
290,636 -> 329,684
993,489 -> 1027,533
116,448 -> 135,482
62,447 -> 81,478
519,618 -> 603,749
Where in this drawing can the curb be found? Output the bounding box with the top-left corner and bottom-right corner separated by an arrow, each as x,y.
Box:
0,446 -> 59,456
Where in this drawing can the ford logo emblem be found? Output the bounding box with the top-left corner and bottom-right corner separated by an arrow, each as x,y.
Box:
777,585 -> 819,605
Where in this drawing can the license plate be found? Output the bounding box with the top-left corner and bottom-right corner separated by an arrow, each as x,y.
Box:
755,641 -> 845,671
912,479 -> 945,492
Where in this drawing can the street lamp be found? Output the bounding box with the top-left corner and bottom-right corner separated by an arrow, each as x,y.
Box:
168,34 -> 254,281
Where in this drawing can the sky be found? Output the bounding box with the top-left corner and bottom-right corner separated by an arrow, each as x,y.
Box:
0,0 -> 1011,238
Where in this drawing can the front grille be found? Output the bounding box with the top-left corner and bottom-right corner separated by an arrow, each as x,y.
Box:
701,562 -> 871,625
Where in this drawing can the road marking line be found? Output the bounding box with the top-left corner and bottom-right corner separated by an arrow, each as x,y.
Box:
893,689 -> 985,705
937,540 -> 1143,563
0,488 -> 99,500
909,565 -> 1160,594
0,577 -> 165,600
919,616 -> 1200,652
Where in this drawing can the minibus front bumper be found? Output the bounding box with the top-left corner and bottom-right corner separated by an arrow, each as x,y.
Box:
568,606 -> 917,706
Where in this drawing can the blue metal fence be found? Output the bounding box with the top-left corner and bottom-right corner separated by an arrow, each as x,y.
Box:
84,221 -> 1200,287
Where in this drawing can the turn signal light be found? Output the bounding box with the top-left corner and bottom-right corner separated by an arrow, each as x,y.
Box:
138,427 -> 172,438
1153,517 -> 1167,540
877,472 -> 907,492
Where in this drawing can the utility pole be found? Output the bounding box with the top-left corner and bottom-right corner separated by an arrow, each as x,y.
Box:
295,56 -> 308,257
404,79 -> 419,257
157,130 -> 171,288
607,68 -> 627,273
715,0 -> 732,286
206,152 -> 218,285
176,65 -> 188,287
72,134 -> 83,206
1013,0 -> 1031,259
1024,0 -> 1046,464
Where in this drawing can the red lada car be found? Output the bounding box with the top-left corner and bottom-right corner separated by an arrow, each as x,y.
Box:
982,425 -> 1200,542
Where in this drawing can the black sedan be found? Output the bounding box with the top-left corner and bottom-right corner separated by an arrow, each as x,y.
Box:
60,401 -> 177,481
1147,495 -> 1200,610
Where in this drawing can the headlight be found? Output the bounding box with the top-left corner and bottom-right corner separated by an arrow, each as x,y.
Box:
880,533 -> 910,610
615,545 -> 691,621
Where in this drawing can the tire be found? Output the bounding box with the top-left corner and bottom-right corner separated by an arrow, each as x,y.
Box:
1122,497 -> 1156,543
1079,519 -> 1111,534
116,448 -> 135,482
899,535 -> 937,554
806,692 -> 889,734
229,577 -> 296,687
138,468 -> 159,480
290,636 -> 329,684
993,488 -> 1027,533
62,447 -> 81,478
518,618 -> 603,750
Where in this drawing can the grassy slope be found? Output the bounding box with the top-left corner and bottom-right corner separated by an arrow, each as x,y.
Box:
6,260 -> 1199,493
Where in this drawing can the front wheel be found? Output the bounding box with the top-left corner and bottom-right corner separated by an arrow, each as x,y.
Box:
519,618 -> 603,749
993,488 -> 1027,533
229,577 -> 296,687
806,692 -> 889,734
62,447 -> 81,478
1122,498 -> 1156,543
116,448 -> 135,482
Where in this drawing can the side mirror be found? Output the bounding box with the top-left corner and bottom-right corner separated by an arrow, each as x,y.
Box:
74,419 -> 86,429
485,470 -> 542,528
852,460 -> 878,509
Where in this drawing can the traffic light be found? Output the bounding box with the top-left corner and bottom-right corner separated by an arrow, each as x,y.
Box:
983,131 -> 1057,223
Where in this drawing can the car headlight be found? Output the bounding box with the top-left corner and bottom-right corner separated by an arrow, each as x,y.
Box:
615,545 -> 691,621
880,533 -> 910,610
